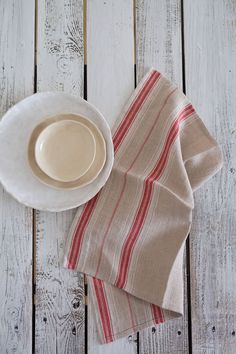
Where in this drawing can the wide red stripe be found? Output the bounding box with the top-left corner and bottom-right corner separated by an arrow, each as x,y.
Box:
115,104 -> 195,288
115,183 -> 153,286
112,70 -> 157,145
113,71 -> 161,151
114,74 -> 160,152
67,70 -> 161,269
93,278 -> 114,342
148,105 -> 194,182
151,304 -> 164,324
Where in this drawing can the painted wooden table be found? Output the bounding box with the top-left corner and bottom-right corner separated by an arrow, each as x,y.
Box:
0,1 -> 235,353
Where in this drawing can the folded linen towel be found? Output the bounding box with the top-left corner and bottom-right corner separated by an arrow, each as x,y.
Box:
64,68 -> 223,343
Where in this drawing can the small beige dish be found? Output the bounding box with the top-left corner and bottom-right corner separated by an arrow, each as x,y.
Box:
28,114 -> 107,189
35,120 -> 96,183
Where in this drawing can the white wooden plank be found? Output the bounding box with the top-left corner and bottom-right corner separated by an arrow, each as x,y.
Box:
35,1 -> 85,353
184,0 -> 236,353
135,1 -> 190,353
0,0 -> 34,353
136,0 -> 182,85
87,0 -> 135,127
86,0 -> 137,352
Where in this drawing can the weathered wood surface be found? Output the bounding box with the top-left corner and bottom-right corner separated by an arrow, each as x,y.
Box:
136,0 -> 183,86
0,1 -> 34,353
86,0 -> 135,128
35,0 -> 85,353
184,0 -> 236,353
0,0 -> 235,353
135,1 -> 189,352
86,1 -> 137,352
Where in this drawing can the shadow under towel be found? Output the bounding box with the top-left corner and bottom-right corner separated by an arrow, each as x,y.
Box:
63,68 -> 223,343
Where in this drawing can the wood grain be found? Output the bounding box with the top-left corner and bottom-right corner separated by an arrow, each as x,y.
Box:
86,0 -> 137,352
86,0 -> 135,128
35,0 -> 85,353
135,1 -> 189,353
184,0 -> 236,353
0,0 -> 34,353
135,0 -> 182,85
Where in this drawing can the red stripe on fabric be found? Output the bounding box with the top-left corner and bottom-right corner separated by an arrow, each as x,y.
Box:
94,87 -> 177,276
94,176 -> 128,277
113,70 -> 161,152
151,304 -> 164,324
126,293 -> 136,330
67,70 -> 161,269
148,104 -> 194,183
115,182 -> 153,287
67,194 -> 99,269
115,104 -> 195,288
112,70 -> 157,143
93,278 -> 114,342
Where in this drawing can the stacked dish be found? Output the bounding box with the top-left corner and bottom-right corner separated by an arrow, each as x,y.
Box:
0,92 -> 114,211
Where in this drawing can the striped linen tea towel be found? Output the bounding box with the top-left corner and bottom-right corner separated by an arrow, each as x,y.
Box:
64,68 -> 223,343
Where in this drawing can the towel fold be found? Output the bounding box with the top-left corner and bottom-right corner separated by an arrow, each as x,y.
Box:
64,68 -> 223,343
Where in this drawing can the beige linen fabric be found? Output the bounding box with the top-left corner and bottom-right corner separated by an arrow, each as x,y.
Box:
64,68 -> 223,343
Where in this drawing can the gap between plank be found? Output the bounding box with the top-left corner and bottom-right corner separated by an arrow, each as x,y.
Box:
133,0 -> 137,67
83,1 -> 88,353
83,0 -> 87,66
32,0 -> 38,353
32,209 -> 36,354
133,2 -> 139,352
181,1 -> 192,353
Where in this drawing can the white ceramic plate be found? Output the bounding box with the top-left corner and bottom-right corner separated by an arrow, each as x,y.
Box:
0,92 -> 114,211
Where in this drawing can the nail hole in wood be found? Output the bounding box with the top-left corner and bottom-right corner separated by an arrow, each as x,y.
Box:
43,317 -> 47,323
177,330 -> 181,336
152,327 -> 156,333
14,325 -> 18,331
212,326 -> 216,332
72,300 -> 80,309
72,326 -> 76,335
232,330 -> 235,336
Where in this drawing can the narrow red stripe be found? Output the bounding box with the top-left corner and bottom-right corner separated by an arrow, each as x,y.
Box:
93,278 -> 114,342
126,293 -> 136,329
67,194 -> 99,268
115,104 -> 195,288
94,176 -> 128,277
67,70 -> 161,269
